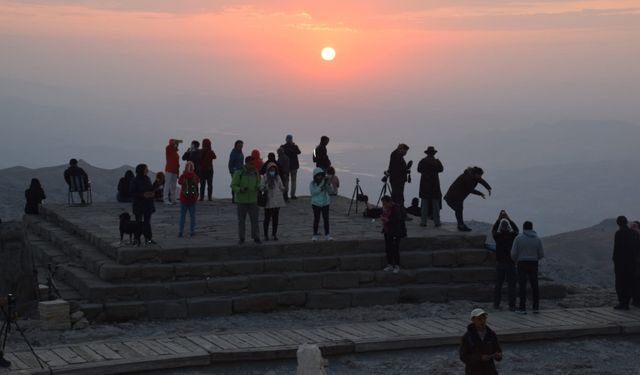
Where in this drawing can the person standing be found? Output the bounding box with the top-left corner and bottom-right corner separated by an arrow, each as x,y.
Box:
200,138 -> 217,201
261,162 -> 286,241
417,146 -> 444,227
612,216 -> 640,310
182,140 -> 202,178
130,163 -> 156,246
492,211 -> 519,311
164,139 -> 181,205
228,140 -> 244,202
460,308 -> 503,375
63,158 -> 90,204
152,172 -> 165,202
277,147 -> 290,202
251,149 -> 264,174
313,136 -> 331,170
511,221 -> 544,314
231,156 -> 261,244
178,161 -> 200,237
444,167 -> 492,232
325,166 -> 340,196
281,134 -> 301,199
387,143 -> 410,207
117,170 -> 134,202
380,195 -> 407,274
631,221 -> 640,307
24,178 -> 46,215
310,168 -> 335,241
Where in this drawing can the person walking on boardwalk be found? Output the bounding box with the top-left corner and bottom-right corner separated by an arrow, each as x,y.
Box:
164,139 -> 182,205
228,140 -> 244,202
276,147 -> 290,202
200,138 -> 217,201
387,143 -> 410,207
492,211 -> 519,311
460,308 -> 503,375
612,216 -> 640,310
232,156 -> 261,244
511,221 -> 544,314
281,134 -> 301,199
261,162 -> 286,241
417,146 -> 443,227
177,161 -> 200,237
24,178 -> 46,215
313,136 -> 331,170
444,166 -> 492,232
380,195 -> 407,274
310,167 -> 336,241
130,163 -> 156,246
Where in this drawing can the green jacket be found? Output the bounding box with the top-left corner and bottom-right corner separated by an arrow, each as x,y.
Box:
231,167 -> 260,204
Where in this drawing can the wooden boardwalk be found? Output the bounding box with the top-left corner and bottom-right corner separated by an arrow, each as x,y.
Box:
3,307 -> 640,374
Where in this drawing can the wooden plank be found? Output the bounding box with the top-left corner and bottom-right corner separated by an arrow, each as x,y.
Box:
2,353 -> 29,370
321,327 -> 360,341
587,308 -> 637,321
544,311 -> 592,326
292,329 -> 331,343
386,321 -> 424,336
202,334 -> 239,350
71,345 -> 105,363
570,310 -> 615,324
232,333 -> 269,348
333,325 -> 373,339
186,335 -> 224,352
87,343 -> 122,360
141,339 -> 177,355
14,351 -> 44,369
51,347 -> 87,364
124,341 -> 158,357
411,318 -> 455,333
422,319 -> 459,333
279,330 -> 320,344
350,324 -> 390,339
33,349 -> 68,367
174,337 -> 207,352
377,321 -> 412,336
217,334 -> 253,349
106,342 -> 141,359
155,338 -> 192,354
260,331 -> 298,346
248,332 -> 285,347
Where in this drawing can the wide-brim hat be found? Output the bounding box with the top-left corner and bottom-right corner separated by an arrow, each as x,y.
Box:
424,146 -> 437,154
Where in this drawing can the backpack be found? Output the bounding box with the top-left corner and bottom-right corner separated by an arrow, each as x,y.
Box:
183,176 -> 198,198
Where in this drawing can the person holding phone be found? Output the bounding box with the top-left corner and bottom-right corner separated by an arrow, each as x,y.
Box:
460,308 -> 503,375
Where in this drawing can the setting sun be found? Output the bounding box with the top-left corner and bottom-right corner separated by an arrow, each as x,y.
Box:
321,47 -> 336,61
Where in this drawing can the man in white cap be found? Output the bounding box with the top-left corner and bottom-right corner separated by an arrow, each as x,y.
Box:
460,308 -> 503,375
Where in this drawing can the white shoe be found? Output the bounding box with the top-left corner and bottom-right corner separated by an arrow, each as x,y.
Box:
311,235 -> 319,242
393,265 -> 400,274
383,264 -> 394,272
325,235 -> 334,241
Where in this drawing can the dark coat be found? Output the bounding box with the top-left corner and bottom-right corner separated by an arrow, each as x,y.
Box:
182,149 -> 203,176
613,227 -> 640,267
460,324 -> 502,375
25,187 -> 46,214
387,149 -> 407,183
417,156 -> 443,200
383,203 -> 407,238
492,219 -> 519,264
117,176 -> 133,201
130,175 -> 155,216
281,142 -> 301,170
314,144 -> 330,169
63,165 -> 89,190
444,169 -> 492,208
200,139 -> 217,174
228,148 -> 245,175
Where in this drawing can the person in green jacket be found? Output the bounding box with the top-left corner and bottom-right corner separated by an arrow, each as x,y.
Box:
309,167 -> 336,241
231,156 -> 261,244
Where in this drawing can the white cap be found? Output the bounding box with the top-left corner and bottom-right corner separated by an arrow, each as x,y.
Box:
470,308 -> 487,319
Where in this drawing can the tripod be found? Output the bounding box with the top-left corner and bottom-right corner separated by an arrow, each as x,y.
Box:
0,296 -> 49,372
375,180 -> 392,208
347,178 -> 368,216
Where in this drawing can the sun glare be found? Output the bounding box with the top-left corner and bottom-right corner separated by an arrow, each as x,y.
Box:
321,47 -> 336,61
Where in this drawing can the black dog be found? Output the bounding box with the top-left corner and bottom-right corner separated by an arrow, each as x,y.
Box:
119,212 -> 142,245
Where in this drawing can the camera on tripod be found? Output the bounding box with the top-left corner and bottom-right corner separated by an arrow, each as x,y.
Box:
381,170 -> 390,183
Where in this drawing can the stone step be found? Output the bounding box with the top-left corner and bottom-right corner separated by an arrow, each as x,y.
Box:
78,282 -> 568,321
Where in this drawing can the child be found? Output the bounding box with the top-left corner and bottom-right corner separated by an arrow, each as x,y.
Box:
325,166 -> 340,196
310,168 -> 336,241
380,195 -> 407,273
153,172 -> 165,202
178,162 -> 200,237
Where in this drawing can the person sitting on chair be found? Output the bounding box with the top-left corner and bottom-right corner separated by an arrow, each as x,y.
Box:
64,158 -> 90,204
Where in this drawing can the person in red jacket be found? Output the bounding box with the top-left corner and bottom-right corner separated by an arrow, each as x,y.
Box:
251,149 -> 264,174
200,138 -> 217,201
178,161 -> 200,237
164,139 -> 182,204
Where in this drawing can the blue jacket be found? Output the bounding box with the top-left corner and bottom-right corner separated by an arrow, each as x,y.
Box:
228,148 -> 244,175
511,230 -> 544,262
309,167 -> 335,207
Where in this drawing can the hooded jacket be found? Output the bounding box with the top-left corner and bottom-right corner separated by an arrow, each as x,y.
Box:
492,218 -> 519,264
200,138 -> 217,174
231,165 -> 260,204
444,168 -> 491,207
460,324 -> 502,375
178,169 -> 200,205
309,167 -> 334,207
165,139 -> 180,174
251,150 -> 264,173
511,230 -> 544,262
260,163 -> 286,209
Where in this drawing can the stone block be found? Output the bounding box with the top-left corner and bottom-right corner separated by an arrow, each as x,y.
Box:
207,276 -> 249,293
450,268 -> 495,283
374,270 -> 414,285
223,260 -> 264,275
172,280 -> 208,298
358,271 -> 375,284
117,248 -> 158,265
303,257 -> 339,272
159,248 -> 187,263
97,264 -> 128,281
264,259 -> 304,273
187,297 -> 233,318
399,252 -> 432,268
104,301 -> 147,321
432,251 -> 455,267
174,264 -> 213,278
339,254 -> 384,271
446,284 -> 491,301
136,284 -> 175,301
289,274 -> 323,290
456,250 -> 491,266
306,291 -> 351,309
248,275 -> 288,292
322,272 -> 360,289
277,291 -> 307,306
415,269 -> 450,284
351,288 -> 399,307
139,264 -> 175,280
399,285 -> 447,303
147,300 -> 188,319
233,294 -> 278,313
39,299 -> 70,330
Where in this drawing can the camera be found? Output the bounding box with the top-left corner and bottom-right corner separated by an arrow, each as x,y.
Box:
381,170 -> 390,183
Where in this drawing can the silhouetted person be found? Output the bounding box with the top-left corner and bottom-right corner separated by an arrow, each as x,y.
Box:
417,146 -> 444,227
460,308 -> 502,375
381,195 -> 407,274
277,147 -> 290,202
406,197 -> 422,217
200,138 -> 217,201
228,140 -> 244,203
117,170 -> 134,202
232,156 -> 261,244
63,158 -> 89,204
313,136 -> 331,170
182,140 -> 202,177
631,221 -> 640,307
25,178 -> 46,214
492,211 -> 519,311
444,167 -> 492,232
511,221 -> 544,314
281,134 -> 301,199
164,139 -> 181,205
130,163 -> 156,245
387,143 -> 410,207
612,216 -> 640,310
